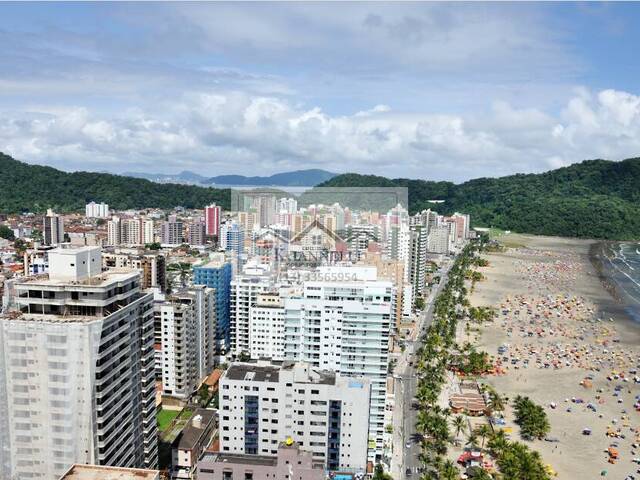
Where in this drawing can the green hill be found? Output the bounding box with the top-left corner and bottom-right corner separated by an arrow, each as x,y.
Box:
0,152 -> 230,213
320,158 -> 640,240
2,152 -> 639,240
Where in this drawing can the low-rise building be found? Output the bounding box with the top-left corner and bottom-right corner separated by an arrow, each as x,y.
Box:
197,441 -> 324,480
219,360 -> 370,472
171,409 -> 216,479
59,464 -> 160,480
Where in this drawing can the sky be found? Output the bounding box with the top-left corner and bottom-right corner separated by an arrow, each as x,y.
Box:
1,2 -> 640,182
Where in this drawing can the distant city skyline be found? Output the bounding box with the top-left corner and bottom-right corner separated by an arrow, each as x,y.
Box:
1,2 -> 640,181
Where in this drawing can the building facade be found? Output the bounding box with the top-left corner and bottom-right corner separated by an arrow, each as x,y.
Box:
249,293 -> 285,360
205,204 -> 221,238
85,202 -> 110,219
0,246 -> 157,479
283,275 -> 392,462
44,208 -> 65,246
158,286 -> 216,400
230,266 -> 275,356
219,361 -> 370,472
193,255 -> 233,353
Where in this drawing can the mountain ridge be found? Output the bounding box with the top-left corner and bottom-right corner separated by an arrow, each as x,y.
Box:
122,168 -> 337,186
1,153 -> 639,240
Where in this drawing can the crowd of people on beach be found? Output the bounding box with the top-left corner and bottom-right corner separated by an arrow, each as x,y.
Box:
488,247 -> 640,477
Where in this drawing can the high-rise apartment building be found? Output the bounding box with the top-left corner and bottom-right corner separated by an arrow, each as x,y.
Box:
188,221 -> 207,246
220,222 -> 244,256
407,226 -> 427,299
85,201 -> 110,218
143,219 -> 155,244
427,226 -> 451,254
282,271 -> 393,462
158,286 -> 216,399
161,216 -> 184,246
0,246 -> 157,479
43,208 -> 65,246
249,293 -> 285,360
230,264 -> 276,356
277,197 -> 297,215
204,204 -> 221,238
193,254 -> 233,353
102,250 -> 167,292
218,360 -> 370,472
107,217 -> 146,246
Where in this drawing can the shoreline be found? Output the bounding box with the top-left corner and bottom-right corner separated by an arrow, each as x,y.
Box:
591,240 -> 640,325
468,234 -> 640,479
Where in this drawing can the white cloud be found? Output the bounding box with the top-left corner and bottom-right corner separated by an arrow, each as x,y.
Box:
2,87 -> 640,181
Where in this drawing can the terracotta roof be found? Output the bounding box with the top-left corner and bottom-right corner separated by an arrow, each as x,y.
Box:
204,369 -> 223,387
449,392 -> 487,411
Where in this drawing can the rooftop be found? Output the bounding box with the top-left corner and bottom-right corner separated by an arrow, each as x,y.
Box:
226,362 -> 281,383
225,360 -> 337,385
13,268 -> 138,288
58,464 -> 160,480
199,451 -> 278,467
173,408 -> 216,450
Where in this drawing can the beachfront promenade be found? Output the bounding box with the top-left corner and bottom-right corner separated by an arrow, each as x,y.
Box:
391,257 -> 454,479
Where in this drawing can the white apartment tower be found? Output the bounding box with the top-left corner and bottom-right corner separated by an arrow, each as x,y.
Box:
230,265 -> 275,356
85,202 -> 109,219
107,217 -> 146,246
427,225 -> 451,254
249,293 -> 285,360
219,360 -> 371,472
0,246 -> 157,479
283,273 -> 393,462
158,286 -> 216,399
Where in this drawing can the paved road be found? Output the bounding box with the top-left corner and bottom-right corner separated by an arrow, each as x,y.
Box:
395,259 -> 453,479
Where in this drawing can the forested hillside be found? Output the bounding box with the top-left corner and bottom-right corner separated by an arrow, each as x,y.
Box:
321,158 -> 640,240
0,153 -> 230,213
3,152 -> 639,240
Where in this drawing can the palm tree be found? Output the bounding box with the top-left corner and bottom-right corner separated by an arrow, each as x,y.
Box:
466,430 -> 479,449
439,460 -> 458,480
475,424 -> 493,450
488,389 -> 506,413
452,415 -> 467,443
487,429 -> 509,458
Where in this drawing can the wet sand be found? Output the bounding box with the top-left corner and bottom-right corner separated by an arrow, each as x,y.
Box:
470,234 -> 640,479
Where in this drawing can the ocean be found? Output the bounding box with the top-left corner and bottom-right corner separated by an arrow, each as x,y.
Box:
601,242 -> 640,323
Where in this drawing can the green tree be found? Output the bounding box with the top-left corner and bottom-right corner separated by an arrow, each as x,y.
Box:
439,460 -> 458,480
513,396 -> 550,441
372,464 -> 393,480
0,224 -> 15,241
452,415 -> 467,442
475,424 -> 493,450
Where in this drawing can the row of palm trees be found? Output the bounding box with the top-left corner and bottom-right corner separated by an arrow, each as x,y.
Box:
411,242 -> 551,480
412,243 -> 479,479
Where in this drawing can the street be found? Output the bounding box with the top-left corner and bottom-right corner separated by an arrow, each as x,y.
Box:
392,258 -> 453,479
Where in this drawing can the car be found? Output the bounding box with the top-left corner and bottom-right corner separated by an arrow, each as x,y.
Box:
405,442 -> 412,448
406,468 -> 413,477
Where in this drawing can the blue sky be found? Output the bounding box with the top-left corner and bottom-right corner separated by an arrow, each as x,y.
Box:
1,2 -> 640,181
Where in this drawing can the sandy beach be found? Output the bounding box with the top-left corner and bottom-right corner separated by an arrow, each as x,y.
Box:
470,234 -> 640,479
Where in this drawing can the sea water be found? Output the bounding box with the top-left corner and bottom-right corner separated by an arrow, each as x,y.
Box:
602,242 -> 640,323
